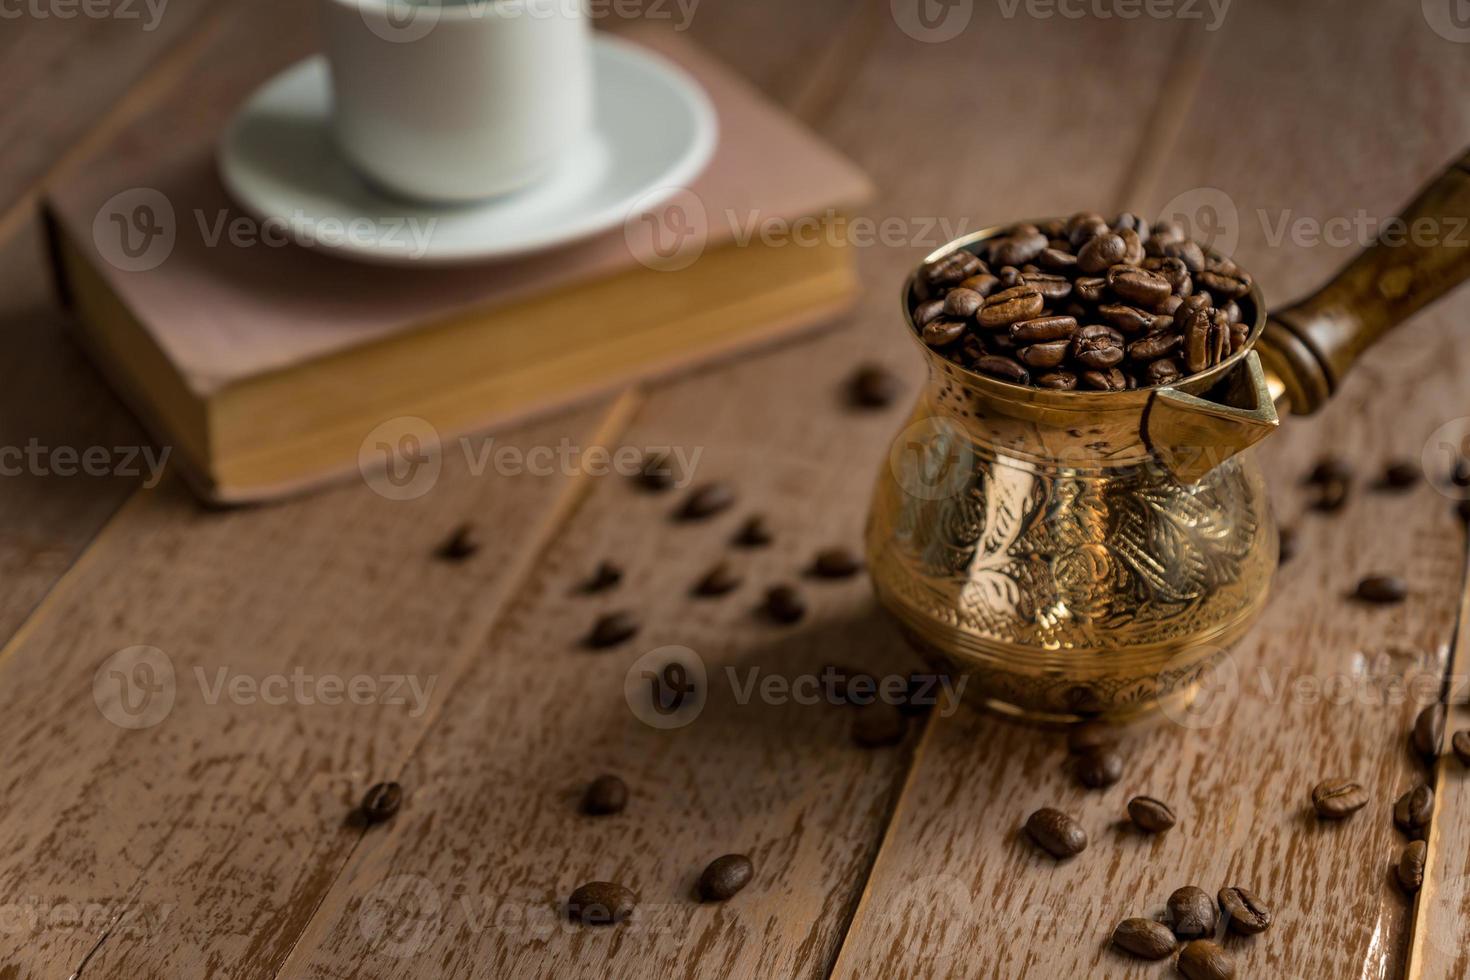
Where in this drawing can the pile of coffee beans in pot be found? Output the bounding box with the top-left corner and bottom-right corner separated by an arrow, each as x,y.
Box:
909,212 -> 1256,390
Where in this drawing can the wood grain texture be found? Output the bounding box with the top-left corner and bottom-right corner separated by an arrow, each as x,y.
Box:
273,8 -> 1187,980
833,1 -> 1470,978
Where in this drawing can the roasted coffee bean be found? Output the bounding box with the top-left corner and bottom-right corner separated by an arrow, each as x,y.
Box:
1183,308 -> 1213,373
1312,477 -> 1350,513
763,584 -> 806,624
913,298 -> 946,327
1152,219 -> 1186,242
1393,783 -> 1434,837
1398,840 -> 1427,893
1072,325 -> 1125,369
693,561 -> 741,597
1228,320 -> 1250,353
1024,807 -> 1087,858
1459,498 -> 1470,523
1039,217 -> 1068,238
1037,247 -> 1078,272
977,285 -> 1044,328
584,561 -> 623,593
436,523 -> 479,562
588,610 -> 640,648
1197,267 -> 1251,299
638,452 -> 677,491
679,482 -> 735,520
1454,729 -> 1470,765
1108,265 -> 1171,309
1168,885 -> 1217,939
1173,292 -> 1210,330
853,702 -> 907,747
1111,917 -> 1176,960
813,546 -> 861,579
1099,303 -> 1161,334
734,514 -> 774,547
1278,525 -> 1299,565
1146,358 -> 1182,386
1163,238 -> 1206,274
1082,368 -> 1128,391
922,318 -> 968,348
974,355 -> 1030,384
959,273 -> 1000,297
1178,940 -> 1235,980
1011,315 -> 1078,344
1036,370 -> 1078,390
360,781 -> 404,824
1074,748 -> 1123,789
987,225 -> 1048,267
1126,795 -> 1176,833
1355,574 -> 1408,604
1128,331 -> 1182,362
1112,211 -> 1144,234
1307,455 -> 1354,485
583,774 -> 628,816
1453,458 -> 1470,488
943,287 -> 985,318
1066,212 -> 1108,248
1021,271 -> 1073,302
567,881 -> 636,925
698,854 -> 754,901
1074,276 -> 1108,303
1150,255 -> 1193,297
1066,720 -> 1115,754
920,250 -> 985,291
1018,340 -> 1072,369
1118,229 -> 1145,266
1312,777 -> 1369,819
1077,231 -> 1127,274
1412,703 -> 1446,759
1218,887 -> 1271,935
1380,460 -> 1421,490
997,265 -> 1024,288
849,364 -> 903,409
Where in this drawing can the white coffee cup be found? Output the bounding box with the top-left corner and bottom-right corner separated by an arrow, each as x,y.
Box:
318,0 -> 593,203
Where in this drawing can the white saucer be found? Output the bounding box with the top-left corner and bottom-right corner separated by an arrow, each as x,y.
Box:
218,36 -> 717,265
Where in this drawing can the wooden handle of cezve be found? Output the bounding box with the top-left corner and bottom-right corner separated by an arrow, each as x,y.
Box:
1259,146 -> 1470,415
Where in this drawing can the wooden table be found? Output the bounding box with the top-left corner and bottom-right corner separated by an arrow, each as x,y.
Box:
4,0 -> 1470,976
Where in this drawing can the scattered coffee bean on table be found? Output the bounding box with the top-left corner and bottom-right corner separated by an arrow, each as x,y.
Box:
1024,807 -> 1087,858
1453,729 -> 1470,765
1277,525 -> 1298,565
1074,747 -> 1123,789
359,781 -> 404,825
582,775 -> 628,816
1126,796 -> 1176,833
1412,703 -> 1446,759
1379,460 -> 1421,490
1178,939 -> 1235,980
1111,917 -> 1176,960
910,213 -> 1256,391
1453,458 -> 1470,488
587,610 -> 640,649
1167,886 -> 1217,939
638,453 -> 677,491
567,881 -> 636,925
693,561 -> 742,597
1394,783 -> 1434,838
853,703 -> 907,748
849,363 -> 903,409
1354,574 -> 1408,604
679,482 -> 736,520
1307,455 -> 1354,487
583,561 -> 623,594
698,854 -> 755,901
733,514 -> 774,547
1311,477 -> 1350,513
1312,777 -> 1369,819
1066,720 -> 1115,754
1398,840 -> 1427,894
436,523 -> 479,562
812,546 -> 861,579
1459,499 -> 1470,524
1218,886 -> 1272,935
763,584 -> 807,624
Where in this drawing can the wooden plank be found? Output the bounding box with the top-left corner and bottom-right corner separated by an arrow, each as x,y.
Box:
832,1 -> 1470,978
0,1 -> 869,977
273,9 -> 1188,979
